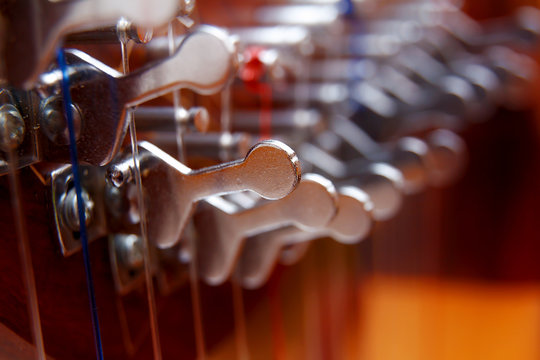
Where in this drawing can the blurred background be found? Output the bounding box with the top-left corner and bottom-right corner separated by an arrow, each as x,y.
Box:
194,1 -> 540,359
2,0 -> 540,359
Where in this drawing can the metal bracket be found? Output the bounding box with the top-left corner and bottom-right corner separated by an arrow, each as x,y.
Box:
49,164 -> 107,256
0,89 -> 40,176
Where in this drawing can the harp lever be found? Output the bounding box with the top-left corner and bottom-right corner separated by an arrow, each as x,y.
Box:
195,173 -> 338,285
38,26 -> 237,166
108,140 -> 301,250
2,0 -> 179,88
237,186 -> 373,289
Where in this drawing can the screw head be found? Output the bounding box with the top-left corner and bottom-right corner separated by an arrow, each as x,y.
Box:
40,96 -> 82,145
0,103 -> 25,152
61,187 -> 94,231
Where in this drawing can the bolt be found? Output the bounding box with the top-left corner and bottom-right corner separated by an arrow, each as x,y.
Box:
182,0 -> 196,14
116,17 -> 153,44
61,187 -> 94,231
0,103 -> 25,152
107,161 -> 133,188
40,96 -> 82,145
115,234 -> 144,270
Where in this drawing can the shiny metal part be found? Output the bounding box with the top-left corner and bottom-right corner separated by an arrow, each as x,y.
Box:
351,163 -> 404,222
298,141 -> 405,221
230,26 -> 311,47
108,140 -> 301,249
255,5 -> 341,26
425,129 -> 468,187
60,187 -> 94,231
0,103 -> 25,152
134,106 -> 211,133
39,96 -> 82,145
146,132 -> 253,163
237,186 -> 372,289
65,19 -> 153,45
50,165 -> 108,256
1,0 -> 179,88
389,137 -> 431,195
329,115 -> 432,194
232,109 -> 323,136
0,89 -> 39,176
195,173 -> 337,285
38,26 -> 237,166
279,242 -> 311,267
109,234 -> 146,295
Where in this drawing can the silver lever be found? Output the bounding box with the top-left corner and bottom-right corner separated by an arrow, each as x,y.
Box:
38,25 -> 237,166
237,186 -> 373,289
194,173 -> 338,285
299,142 -> 405,221
2,0 -> 179,88
108,140 -> 301,250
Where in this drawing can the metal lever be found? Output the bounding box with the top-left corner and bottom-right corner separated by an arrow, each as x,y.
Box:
237,186 -> 373,289
194,173 -> 338,285
299,142 -> 405,221
38,26 -> 237,166
108,140 -> 301,249
2,0 -> 179,88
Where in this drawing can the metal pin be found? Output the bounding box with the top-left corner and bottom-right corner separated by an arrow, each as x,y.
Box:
146,132 -> 253,163
134,106 -> 211,133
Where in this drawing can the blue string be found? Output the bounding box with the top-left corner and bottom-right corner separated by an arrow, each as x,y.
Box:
56,48 -> 104,360
340,0 -> 355,18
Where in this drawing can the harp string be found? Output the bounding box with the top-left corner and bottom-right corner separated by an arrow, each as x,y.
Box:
5,134 -> 46,360
167,19 -> 208,360
231,271 -> 250,360
119,31 -> 163,360
56,47 -> 104,360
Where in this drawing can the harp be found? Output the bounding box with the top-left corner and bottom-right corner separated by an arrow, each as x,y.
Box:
1,0 -> 539,359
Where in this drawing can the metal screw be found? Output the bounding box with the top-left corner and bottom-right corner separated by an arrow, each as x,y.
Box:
0,103 -> 25,152
107,161 -> 133,188
40,96 -> 82,145
61,187 -> 94,231
116,17 -> 153,44
115,234 -> 144,270
182,0 -> 196,14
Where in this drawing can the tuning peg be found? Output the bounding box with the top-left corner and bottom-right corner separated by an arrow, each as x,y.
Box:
1,0 -> 180,88
237,186 -> 372,289
37,26 -> 237,166
194,173 -> 338,285
108,140 -> 301,249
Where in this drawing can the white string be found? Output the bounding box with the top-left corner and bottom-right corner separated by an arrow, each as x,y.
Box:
119,25 -> 163,360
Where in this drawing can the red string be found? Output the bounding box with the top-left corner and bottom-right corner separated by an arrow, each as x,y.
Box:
268,271 -> 287,360
240,46 -> 272,141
